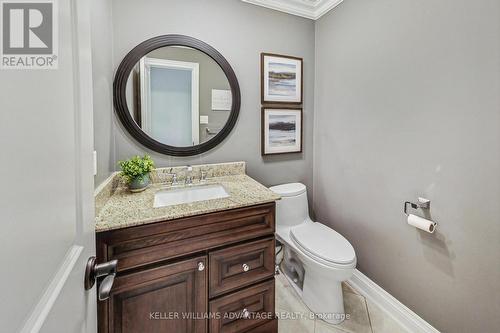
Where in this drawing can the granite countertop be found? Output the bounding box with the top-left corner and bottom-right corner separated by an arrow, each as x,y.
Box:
95,173 -> 280,232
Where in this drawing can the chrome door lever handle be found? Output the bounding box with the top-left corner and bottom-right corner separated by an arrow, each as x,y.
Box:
84,257 -> 118,301
98,274 -> 115,301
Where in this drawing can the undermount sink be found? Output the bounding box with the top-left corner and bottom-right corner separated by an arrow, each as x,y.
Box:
153,184 -> 230,208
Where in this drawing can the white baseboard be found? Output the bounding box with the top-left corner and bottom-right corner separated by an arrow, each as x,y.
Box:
348,269 -> 441,333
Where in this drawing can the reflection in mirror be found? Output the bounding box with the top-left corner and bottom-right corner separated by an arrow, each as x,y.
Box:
126,46 -> 232,147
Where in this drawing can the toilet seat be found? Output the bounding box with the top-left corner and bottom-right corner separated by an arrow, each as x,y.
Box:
290,222 -> 356,267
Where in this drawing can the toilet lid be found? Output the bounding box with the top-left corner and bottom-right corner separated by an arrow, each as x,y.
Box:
269,183 -> 306,197
290,222 -> 356,265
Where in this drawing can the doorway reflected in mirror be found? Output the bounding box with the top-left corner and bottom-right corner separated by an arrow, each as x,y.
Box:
125,46 -> 232,147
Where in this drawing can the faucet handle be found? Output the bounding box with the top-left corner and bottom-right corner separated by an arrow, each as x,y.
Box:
165,173 -> 178,186
185,165 -> 193,185
200,171 -> 208,182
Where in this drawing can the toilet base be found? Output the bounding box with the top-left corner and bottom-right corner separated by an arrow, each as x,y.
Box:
303,273 -> 346,324
279,257 -> 349,325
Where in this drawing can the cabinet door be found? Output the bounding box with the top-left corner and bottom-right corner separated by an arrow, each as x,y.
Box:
103,256 -> 207,333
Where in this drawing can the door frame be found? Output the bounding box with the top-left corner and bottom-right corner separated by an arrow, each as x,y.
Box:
140,57 -> 200,145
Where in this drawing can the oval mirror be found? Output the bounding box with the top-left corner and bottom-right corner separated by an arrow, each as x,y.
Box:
114,35 -> 241,156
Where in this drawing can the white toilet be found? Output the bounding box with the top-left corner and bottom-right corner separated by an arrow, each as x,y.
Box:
269,183 -> 356,324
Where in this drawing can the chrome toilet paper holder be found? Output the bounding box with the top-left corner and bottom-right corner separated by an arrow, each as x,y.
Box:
404,197 -> 430,216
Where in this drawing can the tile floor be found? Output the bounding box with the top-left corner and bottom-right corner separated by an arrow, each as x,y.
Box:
275,273 -> 410,333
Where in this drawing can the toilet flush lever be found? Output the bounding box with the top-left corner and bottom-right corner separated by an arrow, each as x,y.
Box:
84,257 -> 118,301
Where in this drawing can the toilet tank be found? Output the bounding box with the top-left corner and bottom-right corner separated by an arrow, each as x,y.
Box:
269,183 -> 309,227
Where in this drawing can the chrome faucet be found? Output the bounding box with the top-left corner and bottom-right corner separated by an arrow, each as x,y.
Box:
169,173 -> 178,186
161,168 -> 179,186
200,170 -> 208,182
185,165 -> 193,185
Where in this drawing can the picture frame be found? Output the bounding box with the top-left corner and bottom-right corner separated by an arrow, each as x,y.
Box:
261,107 -> 303,155
261,53 -> 303,104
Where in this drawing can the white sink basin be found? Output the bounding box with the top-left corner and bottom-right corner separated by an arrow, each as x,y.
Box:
153,184 -> 230,208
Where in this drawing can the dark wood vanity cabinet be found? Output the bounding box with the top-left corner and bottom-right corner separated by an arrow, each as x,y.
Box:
108,256 -> 207,333
96,202 -> 277,333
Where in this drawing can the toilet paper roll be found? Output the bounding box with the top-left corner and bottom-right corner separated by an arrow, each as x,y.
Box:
407,214 -> 436,233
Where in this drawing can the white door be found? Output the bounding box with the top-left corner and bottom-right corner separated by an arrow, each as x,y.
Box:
140,57 -> 200,146
0,1 -> 97,332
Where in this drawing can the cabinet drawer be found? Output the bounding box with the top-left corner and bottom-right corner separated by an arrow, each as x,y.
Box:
209,238 -> 275,298
209,280 -> 275,333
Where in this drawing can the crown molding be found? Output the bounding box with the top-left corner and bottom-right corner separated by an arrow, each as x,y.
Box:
242,0 -> 343,20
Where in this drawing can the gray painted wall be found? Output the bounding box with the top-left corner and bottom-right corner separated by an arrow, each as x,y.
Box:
109,0 -> 315,191
91,0 -> 115,186
314,1 -> 500,332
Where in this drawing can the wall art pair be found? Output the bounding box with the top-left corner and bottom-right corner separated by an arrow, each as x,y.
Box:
261,53 -> 303,155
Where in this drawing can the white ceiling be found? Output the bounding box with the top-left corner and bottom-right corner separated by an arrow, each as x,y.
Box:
242,0 -> 344,20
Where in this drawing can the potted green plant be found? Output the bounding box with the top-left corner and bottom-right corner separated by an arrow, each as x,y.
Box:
118,155 -> 155,192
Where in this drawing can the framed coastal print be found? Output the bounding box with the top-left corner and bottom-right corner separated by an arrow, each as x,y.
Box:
261,53 -> 303,104
262,107 -> 302,155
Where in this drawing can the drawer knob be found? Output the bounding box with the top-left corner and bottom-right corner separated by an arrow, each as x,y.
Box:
242,263 -> 250,272
198,262 -> 205,271
242,308 -> 250,319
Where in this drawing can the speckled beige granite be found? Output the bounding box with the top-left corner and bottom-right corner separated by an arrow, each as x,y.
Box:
94,161 -> 247,217
94,162 -> 280,232
94,172 -> 121,216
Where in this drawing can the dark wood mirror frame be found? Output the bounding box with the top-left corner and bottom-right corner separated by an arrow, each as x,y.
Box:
113,35 -> 241,156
